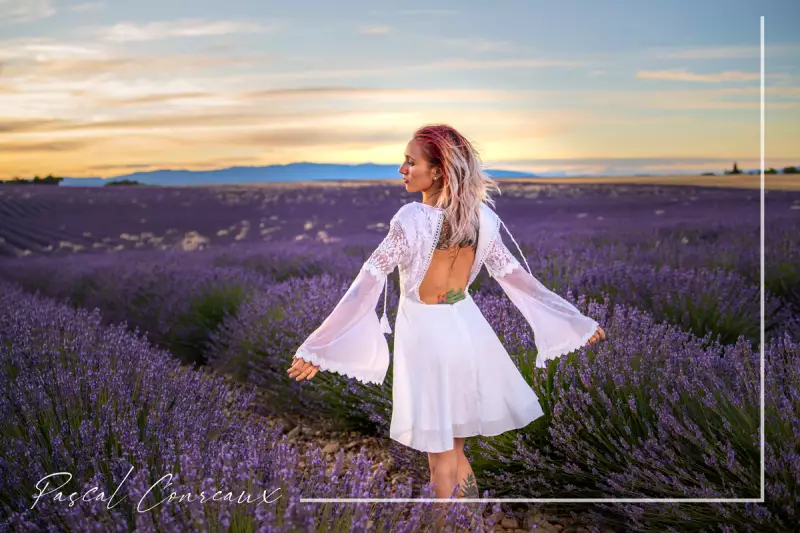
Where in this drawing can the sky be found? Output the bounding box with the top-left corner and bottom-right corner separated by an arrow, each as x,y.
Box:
1,0 -> 798,179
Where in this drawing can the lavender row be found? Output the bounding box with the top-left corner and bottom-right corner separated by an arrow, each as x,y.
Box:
208,272 -> 799,530
0,280 -> 489,532
474,296 -> 799,532
0,244 -> 367,366
1,182 -> 793,261
0,227 -> 793,369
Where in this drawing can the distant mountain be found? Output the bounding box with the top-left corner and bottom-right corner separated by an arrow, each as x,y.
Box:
59,163 -> 537,187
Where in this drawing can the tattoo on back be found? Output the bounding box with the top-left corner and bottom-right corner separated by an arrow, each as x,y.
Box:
432,218 -> 479,305
435,218 -> 479,250
436,288 -> 466,304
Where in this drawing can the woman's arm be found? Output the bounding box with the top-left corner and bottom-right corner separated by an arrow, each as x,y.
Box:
484,234 -> 600,367
288,218 -> 410,384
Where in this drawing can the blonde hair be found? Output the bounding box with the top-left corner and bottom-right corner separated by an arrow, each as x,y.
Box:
412,124 -> 501,246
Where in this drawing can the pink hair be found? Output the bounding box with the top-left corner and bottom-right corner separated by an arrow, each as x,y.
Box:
412,124 -> 501,246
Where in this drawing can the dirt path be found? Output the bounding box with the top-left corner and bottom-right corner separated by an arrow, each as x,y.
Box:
233,383 -> 614,533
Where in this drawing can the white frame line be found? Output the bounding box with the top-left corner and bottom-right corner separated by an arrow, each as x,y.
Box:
302,15 -> 767,505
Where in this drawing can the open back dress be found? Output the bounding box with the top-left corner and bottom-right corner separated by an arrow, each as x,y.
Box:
294,201 -> 600,453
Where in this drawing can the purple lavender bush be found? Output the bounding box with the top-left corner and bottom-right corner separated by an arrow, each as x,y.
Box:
208,240 -> 366,281
0,280 -> 489,532
763,229 -> 800,313
1,182 -> 798,532
205,271 -> 444,484
206,272 -> 401,435
0,253 -> 268,365
572,262 -> 788,346
459,235 -> 789,350
472,295 -> 798,532
537,218 -> 798,327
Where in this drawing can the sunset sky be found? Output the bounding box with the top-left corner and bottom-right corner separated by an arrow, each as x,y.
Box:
1,0 -> 797,179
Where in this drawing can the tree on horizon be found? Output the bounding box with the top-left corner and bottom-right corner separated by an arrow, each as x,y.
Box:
724,162 -> 742,175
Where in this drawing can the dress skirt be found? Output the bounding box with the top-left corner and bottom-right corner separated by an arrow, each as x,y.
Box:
390,292 -> 545,453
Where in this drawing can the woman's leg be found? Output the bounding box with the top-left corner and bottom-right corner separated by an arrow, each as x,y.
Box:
454,437 -> 485,531
428,448 -> 459,498
453,437 -> 478,498
428,448 -> 459,532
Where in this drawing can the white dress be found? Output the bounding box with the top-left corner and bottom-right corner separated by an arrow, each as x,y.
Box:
294,201 -> 600,452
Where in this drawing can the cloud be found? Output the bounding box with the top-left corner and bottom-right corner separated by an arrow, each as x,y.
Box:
397,9 -> 457,15
4,82 -> 797,142
68,2 -> 104,12
636,68 -> 786,83
369,8 -> 457,17
428,58 -> 583,69
0,117 -> 65,133
3,102 -> 796,179
102,91 -> 213,106
85,157 -> 264,172
0,34 -> 572,86
0,0 -> 55,23
0,109 -> 418,135
556,87 -> 800,110
359,26 -> 390,35
437,37 -> 517,54
44,112 -> 334,132
0,106 -> 585,150
0,35 -> 274,80
92,19 -> 279,42
651,43 -> 800,60
0,37 -> 107,60
235,87 -> 531,104
86,163 -> 152,170
0,140 -> 86,152
503,156 -> 775,166
218,56 -> 581,83
700,86 -> 800,98
230,127 -> 407,148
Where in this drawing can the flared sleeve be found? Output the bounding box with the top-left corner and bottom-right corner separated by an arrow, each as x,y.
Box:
293,215 -> 410,384
484,222 -> 600,368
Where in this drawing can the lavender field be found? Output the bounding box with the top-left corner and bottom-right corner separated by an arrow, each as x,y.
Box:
1,181 -> 799,532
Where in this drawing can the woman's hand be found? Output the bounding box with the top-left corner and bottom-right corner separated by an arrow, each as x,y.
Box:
585,326 -> 606,347
287,356 -> 320,381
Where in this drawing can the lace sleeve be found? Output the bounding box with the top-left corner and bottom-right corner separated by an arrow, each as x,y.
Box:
292,216 -> 410,384
484,235 -> 521,278
363,217 -> 410,334
486,234 -> 600,367
363,217 -> 410,279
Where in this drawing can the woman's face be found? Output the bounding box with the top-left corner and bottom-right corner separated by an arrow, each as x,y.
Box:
398,139 -> 438,193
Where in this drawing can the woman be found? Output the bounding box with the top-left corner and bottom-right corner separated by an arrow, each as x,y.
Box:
287,124 -> 605,504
